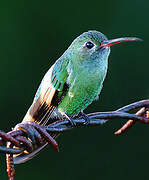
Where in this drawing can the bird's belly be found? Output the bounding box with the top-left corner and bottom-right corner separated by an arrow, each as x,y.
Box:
57,82 -> 102,116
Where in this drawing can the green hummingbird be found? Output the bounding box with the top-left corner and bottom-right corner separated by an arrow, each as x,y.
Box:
14,30 -> 141,164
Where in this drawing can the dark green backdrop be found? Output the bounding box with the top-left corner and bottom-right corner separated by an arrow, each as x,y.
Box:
0,0 -> 148,179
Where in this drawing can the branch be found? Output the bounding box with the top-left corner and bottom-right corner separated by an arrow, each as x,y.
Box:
0,99 -> 149,155
0,99 -> 149,180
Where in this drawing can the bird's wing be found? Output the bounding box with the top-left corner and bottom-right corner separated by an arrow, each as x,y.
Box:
14,59 -> 69,164
23,58 -> 69,126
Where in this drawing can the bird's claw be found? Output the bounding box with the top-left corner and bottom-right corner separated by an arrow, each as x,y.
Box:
63,114 -> 76,126
79,112 -> 90,125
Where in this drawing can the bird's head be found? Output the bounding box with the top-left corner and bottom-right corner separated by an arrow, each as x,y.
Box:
66,30 -> 142,66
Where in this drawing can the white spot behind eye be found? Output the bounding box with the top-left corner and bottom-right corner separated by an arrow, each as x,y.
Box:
68,92 -> 74,98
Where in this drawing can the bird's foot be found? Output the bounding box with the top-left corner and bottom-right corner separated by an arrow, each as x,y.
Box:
79,112 -> 90,125
63,113 -> 76,126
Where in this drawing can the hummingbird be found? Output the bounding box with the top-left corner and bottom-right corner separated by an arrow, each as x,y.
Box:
13,30 -> 141,164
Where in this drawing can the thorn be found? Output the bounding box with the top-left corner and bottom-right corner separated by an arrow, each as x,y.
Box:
114,130 -> 122,135
54,144 -> 59,152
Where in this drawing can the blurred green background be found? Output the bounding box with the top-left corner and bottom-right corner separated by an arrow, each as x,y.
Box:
0,0 -> 149,179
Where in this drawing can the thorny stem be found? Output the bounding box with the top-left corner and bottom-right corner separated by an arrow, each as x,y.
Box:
1,99 -> 149,180
0,99 -> 149,154
6,143 -> 15,180
116,99 -> 149,112
47,100 -> 149,129
114,107 -> 147,135
46,111 -> 149,132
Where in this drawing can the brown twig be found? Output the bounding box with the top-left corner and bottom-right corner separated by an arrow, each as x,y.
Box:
114,107 -> 147,135
0,99 -> 149,180
6,143 -> 15,180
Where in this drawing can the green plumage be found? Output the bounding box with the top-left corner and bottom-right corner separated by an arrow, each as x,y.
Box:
50,31 -> 110,116
16,30 -> 141,164
27,30 -> 141,124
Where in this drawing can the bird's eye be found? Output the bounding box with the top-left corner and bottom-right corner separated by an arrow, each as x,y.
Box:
85,42 -> 94,49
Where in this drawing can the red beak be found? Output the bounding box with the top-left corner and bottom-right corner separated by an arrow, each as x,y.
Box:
100,37 -> 142,48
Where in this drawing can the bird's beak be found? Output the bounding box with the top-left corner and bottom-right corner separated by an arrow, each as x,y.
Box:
100,37 -> 142,48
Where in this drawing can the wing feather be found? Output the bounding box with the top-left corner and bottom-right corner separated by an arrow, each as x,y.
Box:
22,59 -> 69,126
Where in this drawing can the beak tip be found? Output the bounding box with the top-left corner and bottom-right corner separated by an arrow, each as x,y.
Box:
134,37 -> 143,42
101,37 -> 143,48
